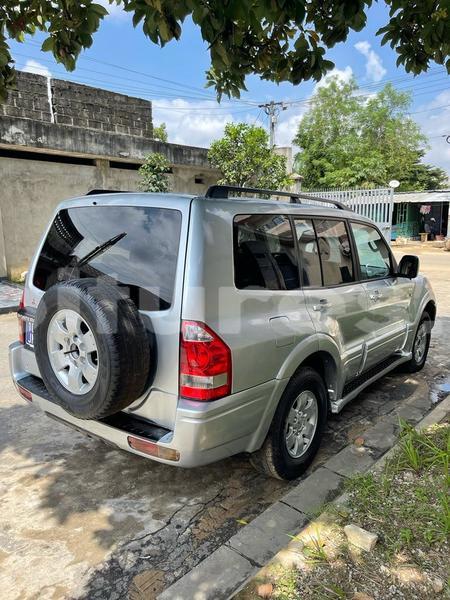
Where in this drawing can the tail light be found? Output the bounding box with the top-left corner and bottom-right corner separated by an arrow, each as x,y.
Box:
18,291 -> 25,344
180,320 -> 232,401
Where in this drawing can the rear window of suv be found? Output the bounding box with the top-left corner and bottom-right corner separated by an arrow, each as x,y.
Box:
233,214 -> 300,290
33,206 -> 182,311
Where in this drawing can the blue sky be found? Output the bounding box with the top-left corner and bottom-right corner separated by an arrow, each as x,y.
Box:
9,1 -> 450,176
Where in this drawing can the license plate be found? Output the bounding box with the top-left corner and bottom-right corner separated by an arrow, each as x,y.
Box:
25,319 -> 34,347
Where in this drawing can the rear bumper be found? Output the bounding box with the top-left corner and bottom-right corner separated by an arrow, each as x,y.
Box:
9,342 -> 283,468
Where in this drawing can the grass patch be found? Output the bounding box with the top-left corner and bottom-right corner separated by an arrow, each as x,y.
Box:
346,421 -> 450,551
236,421 -> 450,600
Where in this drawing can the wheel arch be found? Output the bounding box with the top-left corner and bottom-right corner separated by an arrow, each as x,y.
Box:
424,300 -> 436,325
248,348 -> 339,454
298,350 -> 338,408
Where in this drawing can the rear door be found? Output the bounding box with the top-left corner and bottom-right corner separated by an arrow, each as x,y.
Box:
350,221 -> 413,369
294,217 -> 368,382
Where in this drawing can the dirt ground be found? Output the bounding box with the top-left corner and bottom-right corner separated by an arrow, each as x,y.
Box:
0,248 -> 449,600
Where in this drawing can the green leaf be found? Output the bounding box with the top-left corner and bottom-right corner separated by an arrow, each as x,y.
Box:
90,3 -> 109,17
41,37 -> 54,52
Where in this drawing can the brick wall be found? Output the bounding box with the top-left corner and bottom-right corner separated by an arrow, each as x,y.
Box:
0,71 -> 153,137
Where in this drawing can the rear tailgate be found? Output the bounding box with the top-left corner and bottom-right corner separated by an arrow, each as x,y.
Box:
22,193 -> 193,430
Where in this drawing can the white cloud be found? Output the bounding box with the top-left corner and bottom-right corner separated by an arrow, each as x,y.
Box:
275,110 -> 307,147
152,99 -> 256,147
153,98 -> 308,150
22,59 -> 51,78
317,66 -> 354,89
355,41 -> 386,82
415,90 -> 450,178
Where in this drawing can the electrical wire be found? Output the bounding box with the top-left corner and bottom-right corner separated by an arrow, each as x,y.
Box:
11,40 -> 450,120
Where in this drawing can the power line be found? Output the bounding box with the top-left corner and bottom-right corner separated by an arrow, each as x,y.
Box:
12,40 -> 450,136
24,39 -> 259,106
20,37 -> 449,113
14,52 -> 258,108
284,67 -> 447,107
18,39 -> 449,118
408,103 -> 450,115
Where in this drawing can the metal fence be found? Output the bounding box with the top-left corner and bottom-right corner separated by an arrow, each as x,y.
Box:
307,188 -> 394,241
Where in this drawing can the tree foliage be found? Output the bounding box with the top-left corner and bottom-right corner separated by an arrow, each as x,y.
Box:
153,122 -> 168,142
401,162 -> 448,191
293,78 -> 447,191
1,1 -> 449,101
138,152 -> 171,192
208,123 -> 292,190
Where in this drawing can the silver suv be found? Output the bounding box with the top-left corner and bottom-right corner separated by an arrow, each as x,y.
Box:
9,186 -> 436,480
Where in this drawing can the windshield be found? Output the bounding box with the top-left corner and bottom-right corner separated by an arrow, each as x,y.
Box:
33,205 -> 182,311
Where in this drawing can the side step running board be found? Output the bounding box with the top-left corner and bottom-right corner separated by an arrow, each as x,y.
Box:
331,352 -> 411,414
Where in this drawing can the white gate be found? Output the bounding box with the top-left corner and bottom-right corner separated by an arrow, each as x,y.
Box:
307,188 -> 394,241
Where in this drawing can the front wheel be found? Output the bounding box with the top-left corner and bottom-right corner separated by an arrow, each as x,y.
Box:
404,312 -> 431,373
250,367 -> 327,480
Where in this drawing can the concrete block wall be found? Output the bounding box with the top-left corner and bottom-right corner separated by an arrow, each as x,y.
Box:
51,79 -> 152,137
1,71 -> 153,138
0,72 -> 52,123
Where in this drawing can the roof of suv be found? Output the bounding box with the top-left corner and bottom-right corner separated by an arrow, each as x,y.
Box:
59,190 -> 368,223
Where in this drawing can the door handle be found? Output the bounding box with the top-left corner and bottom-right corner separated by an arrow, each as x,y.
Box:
313,298 -> 330,312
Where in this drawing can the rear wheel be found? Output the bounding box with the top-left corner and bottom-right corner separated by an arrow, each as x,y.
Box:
404,312 -> 431,373
250,367 -> 327,480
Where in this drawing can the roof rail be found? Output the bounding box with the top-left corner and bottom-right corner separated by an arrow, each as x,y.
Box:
205,185 -> 349,210
86,189 -> 134,195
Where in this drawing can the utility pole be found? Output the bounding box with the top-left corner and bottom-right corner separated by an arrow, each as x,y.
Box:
258,101 -> 287,149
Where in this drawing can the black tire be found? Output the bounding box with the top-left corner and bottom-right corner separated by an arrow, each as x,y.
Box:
34,278 -> 151,419
403,312 -> 431,373
250,367 -> 327,480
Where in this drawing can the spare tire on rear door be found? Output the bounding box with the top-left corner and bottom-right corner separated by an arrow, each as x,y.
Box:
34,278 -> 151,420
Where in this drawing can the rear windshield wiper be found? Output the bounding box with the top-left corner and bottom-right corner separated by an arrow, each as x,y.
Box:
76,232 -> 127,268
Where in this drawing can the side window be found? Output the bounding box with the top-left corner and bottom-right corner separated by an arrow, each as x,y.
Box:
314,219 -> 354,286
351,222 -> 391,280
234,214 -> 299,290
294,219 -> 322,287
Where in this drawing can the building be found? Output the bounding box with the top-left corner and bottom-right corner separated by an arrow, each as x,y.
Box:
392,190 -> 450,240
0,72 -> 219,279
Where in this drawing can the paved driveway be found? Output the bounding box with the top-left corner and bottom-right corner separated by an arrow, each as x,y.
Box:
1,250 -> 449,599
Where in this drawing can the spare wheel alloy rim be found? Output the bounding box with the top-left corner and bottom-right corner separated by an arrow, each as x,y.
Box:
47,309 -> 99,395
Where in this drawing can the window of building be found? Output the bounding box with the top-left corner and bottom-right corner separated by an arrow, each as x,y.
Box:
314,219 -> 354,286
234,214 -> 299,290
351,222 -> 391,279
294,218 -> 322,287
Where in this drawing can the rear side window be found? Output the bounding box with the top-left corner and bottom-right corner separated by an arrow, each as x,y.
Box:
234,214 -> 299,290
351,222 -> 391,279
314,219 -> 354,286
294,218 -> 322,287
33,206 -> 182,311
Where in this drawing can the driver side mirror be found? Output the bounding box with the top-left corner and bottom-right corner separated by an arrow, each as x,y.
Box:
397,255 -> 419,279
